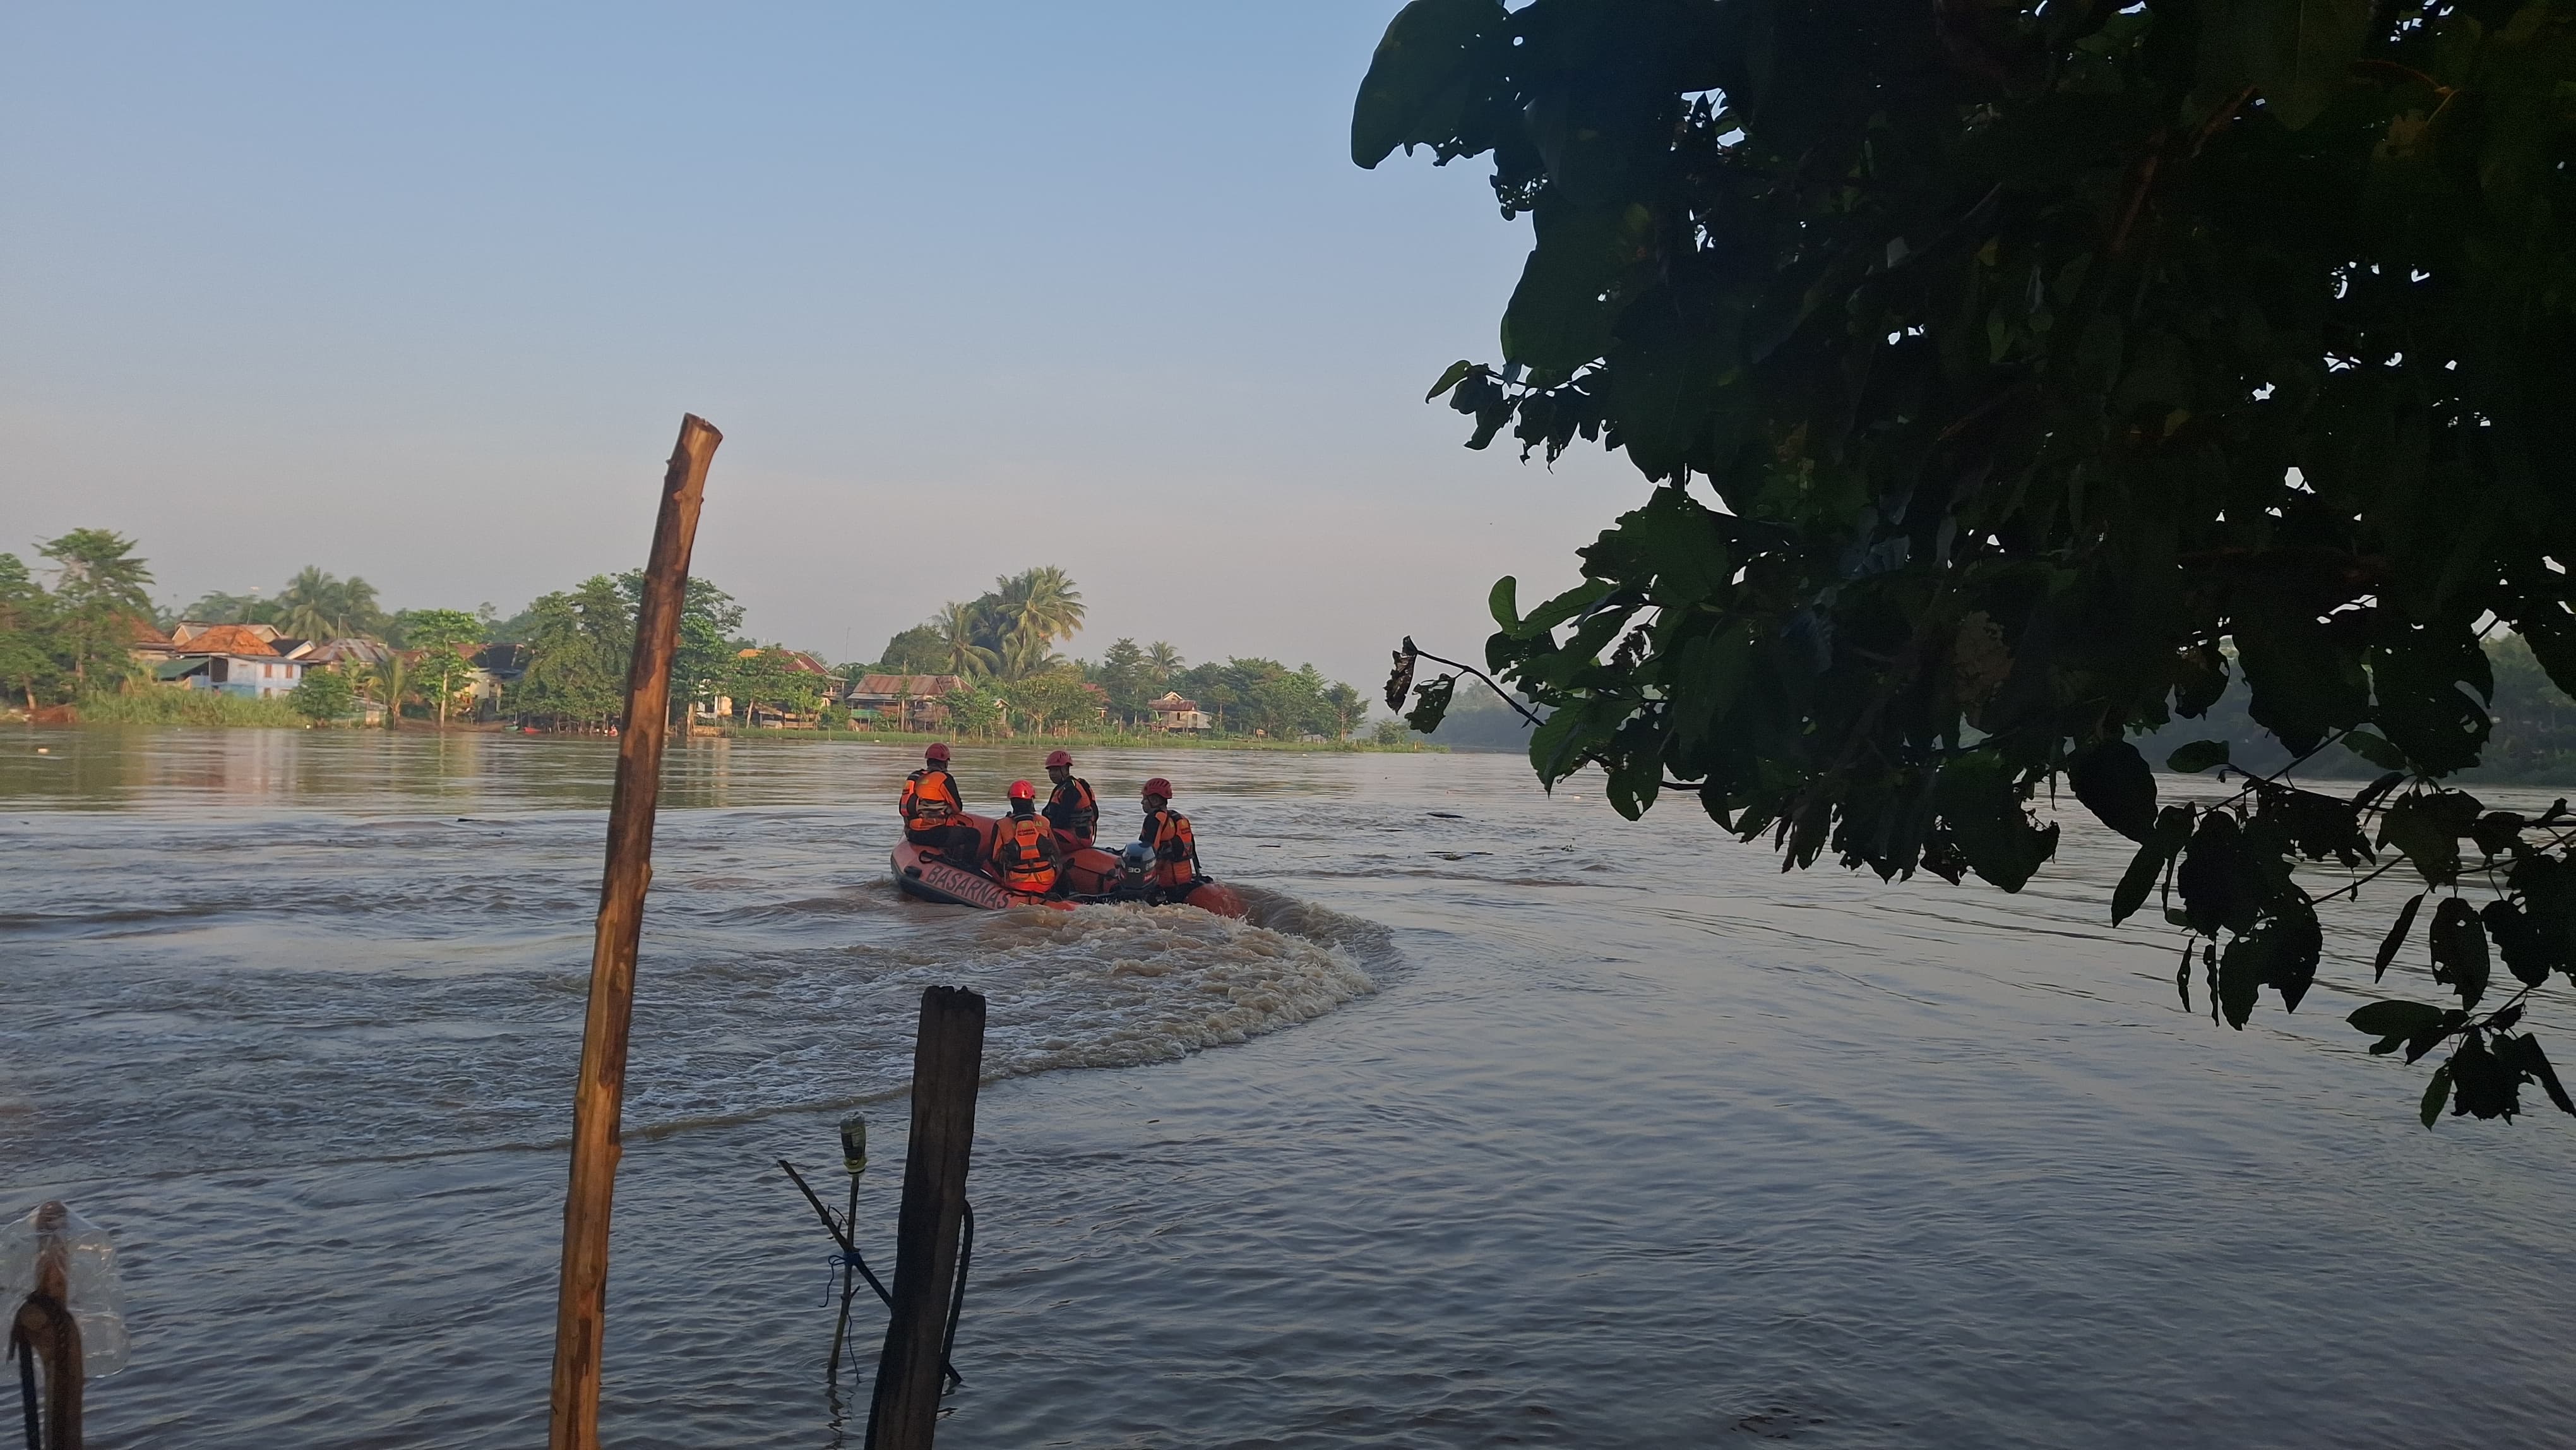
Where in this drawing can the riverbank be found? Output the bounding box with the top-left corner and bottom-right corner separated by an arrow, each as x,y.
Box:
691,725 -> 1443,753
8,710 -> 1445,752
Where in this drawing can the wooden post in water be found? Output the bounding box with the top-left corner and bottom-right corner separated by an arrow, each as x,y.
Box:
9,1201 -> 82,1450
546,414 -> 722,1450
863,987 -> 986,1450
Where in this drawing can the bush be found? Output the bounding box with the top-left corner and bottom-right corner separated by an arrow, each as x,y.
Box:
289,667 -> 355,722
77,688 -> 306,727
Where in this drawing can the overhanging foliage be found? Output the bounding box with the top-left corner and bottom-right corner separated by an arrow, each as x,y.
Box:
1359,0 -> 2576,1123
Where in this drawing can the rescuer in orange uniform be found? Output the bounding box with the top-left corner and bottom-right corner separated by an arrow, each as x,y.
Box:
899,744 -> 975,858
988,779 -> 1064,900
1041,749 -> 1099,845
1136,777 -> 1202,899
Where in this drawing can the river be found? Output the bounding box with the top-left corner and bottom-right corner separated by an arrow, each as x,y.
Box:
3,728 -> 2572,1447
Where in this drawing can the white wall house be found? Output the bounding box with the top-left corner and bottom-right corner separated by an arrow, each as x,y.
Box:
155,624 -> 306,698
157,653 -> 306,698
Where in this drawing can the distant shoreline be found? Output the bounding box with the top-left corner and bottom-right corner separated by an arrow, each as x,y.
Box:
9,716 -> 1448,753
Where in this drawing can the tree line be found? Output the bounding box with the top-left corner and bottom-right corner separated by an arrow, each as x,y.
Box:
864,573 -> 1368,740
4,534 -> 1375,740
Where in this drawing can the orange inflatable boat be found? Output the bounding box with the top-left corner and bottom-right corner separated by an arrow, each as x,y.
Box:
891,813 -> 1248,918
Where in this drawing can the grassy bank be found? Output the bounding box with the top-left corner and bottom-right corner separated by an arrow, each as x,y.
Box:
49,692 -> 310,728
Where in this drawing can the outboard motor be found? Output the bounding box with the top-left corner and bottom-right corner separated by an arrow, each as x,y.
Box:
1118,841 -> 1154,894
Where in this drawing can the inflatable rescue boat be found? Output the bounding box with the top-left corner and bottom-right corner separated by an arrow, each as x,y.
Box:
891,813 -> 1247,918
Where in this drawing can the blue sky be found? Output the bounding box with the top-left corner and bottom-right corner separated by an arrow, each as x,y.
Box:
3,2 -> 1640,691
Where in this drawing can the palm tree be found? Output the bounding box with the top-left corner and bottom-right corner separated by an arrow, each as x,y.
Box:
1145,640 -> 1184,689
997,628 -> 1060,681
992,567 -> 1085,652
361,650 -> 414,728
274,568 -> 385,640
933,601 -> 998,678
275,567 -> 345,640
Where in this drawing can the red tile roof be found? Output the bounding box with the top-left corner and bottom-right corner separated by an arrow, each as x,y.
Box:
171,624 -> 280,657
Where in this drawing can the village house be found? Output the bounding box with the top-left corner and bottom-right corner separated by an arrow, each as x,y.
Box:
465,642 -> 530,720
708,647 -> 840,727
167,620 -> 282,649
299,637 -> 391,671
124,618 -> 177,664
153,623 -> 305,698
842,674 -> 968,731
1147,691 -> 1212,733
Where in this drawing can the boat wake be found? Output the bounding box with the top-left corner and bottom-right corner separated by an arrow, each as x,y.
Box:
8,831 -> 1399,1183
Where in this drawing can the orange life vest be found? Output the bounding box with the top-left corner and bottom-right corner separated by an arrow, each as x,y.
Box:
990,813 -> 1059,895
1046,776 -> 1099,842
1142,808 -> 1198,889
901,769 -> 961,832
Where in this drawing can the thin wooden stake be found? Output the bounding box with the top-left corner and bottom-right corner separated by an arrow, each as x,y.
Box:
546,414 -> 722,1450
864,987 -> 986,1450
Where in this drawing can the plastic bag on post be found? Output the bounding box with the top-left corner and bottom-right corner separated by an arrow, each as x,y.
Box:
0,1202 -> 130,1377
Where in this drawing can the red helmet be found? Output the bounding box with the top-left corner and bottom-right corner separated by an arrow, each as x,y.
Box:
1142,777 -> 1173,799
1008,779 -> 1036,801
924,743 -> 951,762
1045,749 -> 1073,768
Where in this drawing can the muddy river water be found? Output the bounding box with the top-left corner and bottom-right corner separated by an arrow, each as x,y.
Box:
4,728 -> 2572,1447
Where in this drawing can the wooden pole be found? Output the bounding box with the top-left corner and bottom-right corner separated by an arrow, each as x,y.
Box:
863,987 -> 986,1450
545,414 -> 722,1450
8,1201 -> 81,1450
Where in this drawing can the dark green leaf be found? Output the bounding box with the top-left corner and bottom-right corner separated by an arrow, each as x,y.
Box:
1428,359 -> 1482,402
2072,739 -> 2157,843
1527,697 -> 1602,786
1501,202 -> 1648,376
1671,624 -> 1751,752
2177,810 -> 2254,936
1489,575 -> 1520,632
2352,770 -> 2406,810
2349,998 -> 2448,1039
2520,1036 -> 2576,1117
2508,853 -> 2576,985
1351,0 -> 1508,167
2481,898 -> 2557,988
2447,1032 -> 2523,1120
1405,674 -> 1457,733
2205,0 -> 2374,131
1933,751 -> 2060,892
2343,729 -> 2406,771
1512,578 -> 1615,642
2253,786 -> 2369,866
2420,1064 -> 2454,1129
2112,808 -> 2190,925
1626,486 -> 1732,607
2470,811 -> 2527,861
2428,896 -> 2490,1010
2217,930 -> 2265,1029
2234,585 -> 2371,755
2379,791 -> 2482,886
2168,740 -> 2231,774
2262,896 -> 2323,1012
2370,625 -> 2495,777
2375,893 -> 2423,981
2171,644 -> 2229,719
2216,900 -> 2324,1026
